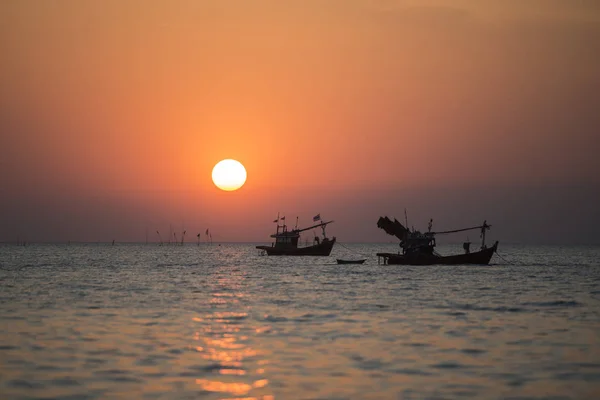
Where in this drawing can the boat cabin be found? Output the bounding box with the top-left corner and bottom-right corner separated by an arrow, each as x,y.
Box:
270,230 -> 301,249
402,231 -> 436,255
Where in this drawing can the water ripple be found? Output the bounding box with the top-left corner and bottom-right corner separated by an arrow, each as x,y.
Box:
0,243 -> 599,399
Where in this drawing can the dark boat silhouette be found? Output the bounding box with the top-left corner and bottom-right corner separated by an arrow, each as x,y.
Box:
336,259 -> 366,264
376,215 -> 498,265
256,215 -> 335,256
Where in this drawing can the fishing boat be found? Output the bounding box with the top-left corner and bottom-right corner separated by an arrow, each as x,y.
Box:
256,214 -> 336,256
256,215 -> 335,256
376,215 -> 498,265
336,259 -> 366,265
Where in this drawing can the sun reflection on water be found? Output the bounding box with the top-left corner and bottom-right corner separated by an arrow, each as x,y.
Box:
192,267 -> 273,399
219,368 -> 246,375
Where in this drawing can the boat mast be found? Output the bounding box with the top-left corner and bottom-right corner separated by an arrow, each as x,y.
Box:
480,220 -> 489,249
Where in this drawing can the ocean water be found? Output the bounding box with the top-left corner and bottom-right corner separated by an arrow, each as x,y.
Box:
1,243 -> 599,400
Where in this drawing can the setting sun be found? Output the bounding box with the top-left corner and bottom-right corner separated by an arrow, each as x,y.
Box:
212,159 -> 247,191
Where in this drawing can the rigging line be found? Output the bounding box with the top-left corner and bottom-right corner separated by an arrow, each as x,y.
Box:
433,225 -> 490,235
336,241 -> 368,257
494,250 -> 514,265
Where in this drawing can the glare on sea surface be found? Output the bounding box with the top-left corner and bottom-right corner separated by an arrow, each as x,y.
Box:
189,273 -> 274,400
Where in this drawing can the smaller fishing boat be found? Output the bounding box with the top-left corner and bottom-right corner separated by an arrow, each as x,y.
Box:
256,214 -> 336,256
336,259 -> 366,265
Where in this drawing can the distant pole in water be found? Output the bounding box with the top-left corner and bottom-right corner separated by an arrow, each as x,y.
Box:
197,233 -> 200,246
181,230 -> 186,246
145,227 -> 148,245
156,230 -> 163,246
112,239 -> 115,246
173,232 -> 177,245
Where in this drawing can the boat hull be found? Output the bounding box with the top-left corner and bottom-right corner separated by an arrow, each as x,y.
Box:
377,241 -> 498,265
336,259 -> 366,264
257,238 -> 336,256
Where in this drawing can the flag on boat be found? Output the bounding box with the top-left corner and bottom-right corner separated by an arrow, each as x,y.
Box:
281,216 -> 286,221
313,214 -> 321,222
273,218 -> 278,223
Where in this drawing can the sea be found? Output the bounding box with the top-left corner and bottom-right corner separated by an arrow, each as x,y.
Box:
1,243 -> 599,400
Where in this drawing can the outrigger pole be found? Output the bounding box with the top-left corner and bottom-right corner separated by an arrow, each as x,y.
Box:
432,221 -> 491,248
295,220 -> 334,235
432,222 -> 491,235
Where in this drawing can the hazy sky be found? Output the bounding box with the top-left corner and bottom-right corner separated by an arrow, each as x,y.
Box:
1,1 -> 599,244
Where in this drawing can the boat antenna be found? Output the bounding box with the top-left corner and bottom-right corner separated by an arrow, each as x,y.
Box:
404,208 -> 408,229
274,212 -> 280,234
281,215 -> 286,232
295,216 -> 298,230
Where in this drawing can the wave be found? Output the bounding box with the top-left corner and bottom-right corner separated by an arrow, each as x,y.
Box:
521,300 -> 582,307
442,303 -> 526,313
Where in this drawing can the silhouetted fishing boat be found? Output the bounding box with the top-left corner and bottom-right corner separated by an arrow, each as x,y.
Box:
376,215 -> 498,265
336,259 -> 366,265
256,214 -> 335,256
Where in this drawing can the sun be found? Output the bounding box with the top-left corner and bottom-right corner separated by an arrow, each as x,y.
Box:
212,159 -> 247,191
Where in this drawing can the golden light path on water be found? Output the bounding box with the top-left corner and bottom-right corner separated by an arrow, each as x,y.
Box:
192,265 -> 274,400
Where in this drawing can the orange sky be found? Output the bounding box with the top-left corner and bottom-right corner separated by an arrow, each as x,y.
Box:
1,1 -> 599,243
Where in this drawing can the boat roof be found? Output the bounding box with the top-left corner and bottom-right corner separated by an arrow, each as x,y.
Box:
270,231 -> 300,238
269,220 -> 333,238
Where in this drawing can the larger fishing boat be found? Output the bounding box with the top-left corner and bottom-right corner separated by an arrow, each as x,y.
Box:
256,214 -> 336,256
376,215 -> 498,265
